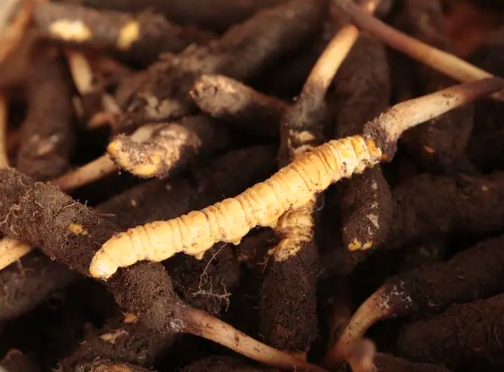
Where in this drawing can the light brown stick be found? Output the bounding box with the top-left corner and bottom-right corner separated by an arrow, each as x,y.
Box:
0,94 -> 8,169
0,238 -> 32,270
180,305 -> 328,372
331,0 -> 504,101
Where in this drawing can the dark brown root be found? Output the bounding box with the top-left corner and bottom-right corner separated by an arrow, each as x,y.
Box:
70,360 -> 154,372
389,172 -> 504,248
182,356 -> 266,372
190,74 -> 288,138
33,2 -> 215,66
16,44 -> 75,181
397,293 -> 504,371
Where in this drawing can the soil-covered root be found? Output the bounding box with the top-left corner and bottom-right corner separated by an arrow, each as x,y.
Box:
375,353 -> 453,372
190,74 -> 288,138
0,251 -> 79,322
16,44 -> 75,181
107,115 -> 231,178
466,29 -> 504,172
57,314 -> 172,372
89,78 -> 504,279
397,293 -> 504,371
62,0 -> 288,32
332,33 -> 392,251
389,171 -> 504,248
393,0 -> 474,170
0,349 -> 40,372
327,234 -> 504,366
72,360 -> 154,372
120,0 -> 327,130
33,2 -> 216,66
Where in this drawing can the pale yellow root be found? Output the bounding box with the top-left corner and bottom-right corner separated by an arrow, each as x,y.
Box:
0,94 -> 8,168
181,306 -> 328,372
89,78 -> 504,279
65,50 -> 94,96
51,123 -> 162,192
0,0 -> 33,66
0,238 -> 32,270
331,0 -> 504,101
324,286 -> 389,369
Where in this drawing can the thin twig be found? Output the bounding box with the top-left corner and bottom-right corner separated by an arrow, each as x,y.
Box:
180,305 -> 329,372
331,0 -> 504,100
0,94 -> 8,169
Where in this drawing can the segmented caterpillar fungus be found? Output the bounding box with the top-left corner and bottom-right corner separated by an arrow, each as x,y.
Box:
90,135 -> 381,278
90,78 -> 504,279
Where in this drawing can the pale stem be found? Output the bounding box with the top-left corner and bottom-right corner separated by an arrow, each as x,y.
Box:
65,49 -> 94,95
182,306 -> 329,372
0,238 -> 32,271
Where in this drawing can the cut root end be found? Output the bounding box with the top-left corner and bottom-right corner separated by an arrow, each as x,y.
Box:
0,238 -> 32,271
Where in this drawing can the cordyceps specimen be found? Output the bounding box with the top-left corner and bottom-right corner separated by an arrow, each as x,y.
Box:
32,2 -> 215,66
331,32 -> 392,251
88,78 -> 504,280
63,0 -> 287,32
107,115 -> 231,178
330,0 -> 504,101
0,155 -> 327,372
190,74 -> 288,139
388,171 -> 504,249
58,313 -> 172,372
325,234 -> 504,367
397,293 -> 504,371
393,0 -> 474,171
259,0 -> 384,355
120,0 -> 326,130
16,44 -> 75,181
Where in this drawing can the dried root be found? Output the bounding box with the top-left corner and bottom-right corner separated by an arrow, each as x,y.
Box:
33,2 -> 215,65
332,33 -> 392,251
107,115 -> 231,178
121,0 -> 326,130
326,234 -> 504,366
16,45 -> 75,181
89,78 -> 504,279
397,293 -> 504,370
0,94 -> 8,168
190,74 -> 288,138
396,0 -> 474,170
0,0 -> 33,66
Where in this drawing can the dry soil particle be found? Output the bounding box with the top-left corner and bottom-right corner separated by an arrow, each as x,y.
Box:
16,44 -> 75,181
33,2 -> 215,66
394,0 -> 474,171
331,33 -> 393,250
397,293 -> 504,372
72,360 -> 154,372
121,0 -> 327,129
